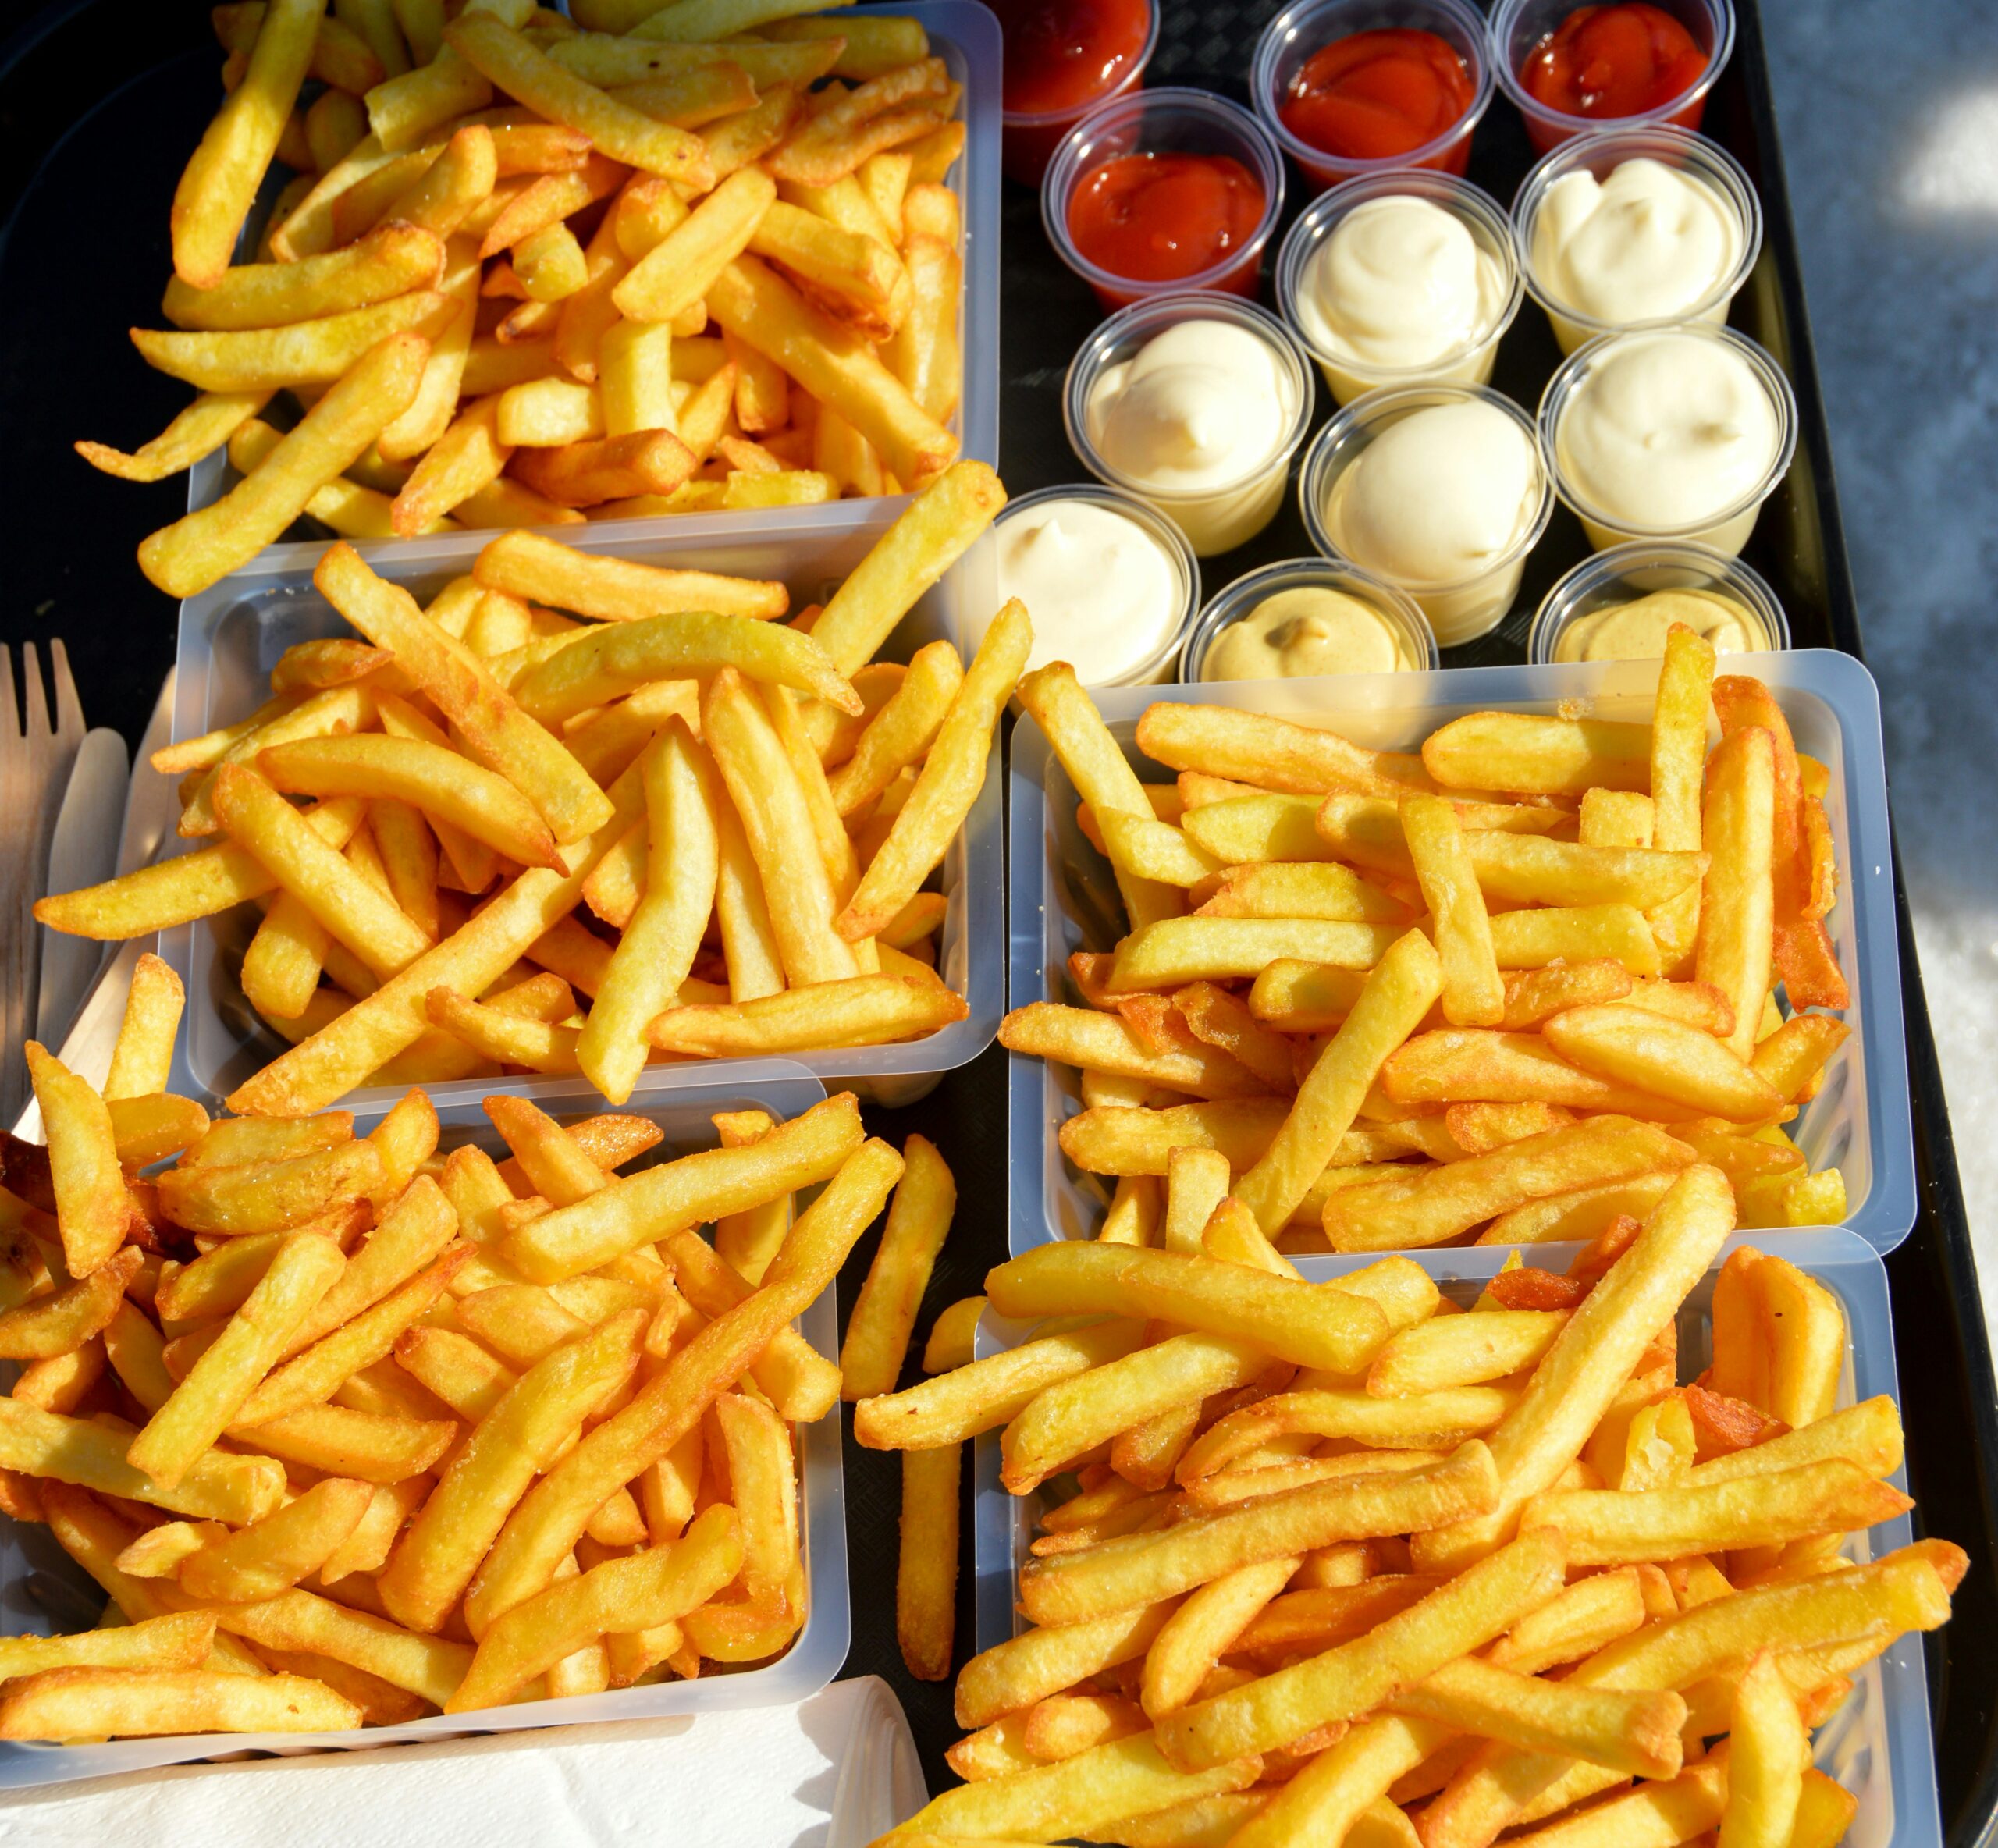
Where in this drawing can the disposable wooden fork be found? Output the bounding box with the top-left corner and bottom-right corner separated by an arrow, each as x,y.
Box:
0,642 -> 86,1126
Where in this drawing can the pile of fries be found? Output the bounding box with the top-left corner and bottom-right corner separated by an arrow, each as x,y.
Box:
0,960 -> 961,1740
84,0 -> 969,599
36,463 -> 1015,1114
1001,627 -> 1854,1251
856,1165 -> 1957,1848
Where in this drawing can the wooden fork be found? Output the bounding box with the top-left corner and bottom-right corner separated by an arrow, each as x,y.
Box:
0,642 -> 86,1126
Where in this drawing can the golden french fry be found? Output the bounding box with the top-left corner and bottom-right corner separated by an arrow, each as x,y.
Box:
838,598 -> 1028,941
1403,795 -> 1502,1027
899,1441 -> 961,1682
447,1504 -> 741,1710
76,390 -> 273,482
1422,713 -> 1651,796
446,15 -> 711,184
841,1133 -> 955,1398
0,1247 -> 143,1362
128,1231 -> 347,1489
23,1041 -> 130,1276
986,1243 -> 1387,1377
1413,1164 -> 1736,1573
1323,1118 -> 1698,1253
132,293 -> 450,392
1721,1653 -> 1809,1848
172,0 -> 323,287
1235,929 -> 1441,1235
0,1667 -> 360,1741
1542,1004 -> 1783,1121
1698,724 -> 1779,1061
1140,702 -> 1426,802
180,1476 -> 375,1603
581,720 -> 719,1103
0,1396 -> 283,1524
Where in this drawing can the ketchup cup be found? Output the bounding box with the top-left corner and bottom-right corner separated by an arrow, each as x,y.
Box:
1044,89 -> 1287,311
1491,0 -> 1736,153
998,0 -> 1161,187
1252,0 -> 1495,193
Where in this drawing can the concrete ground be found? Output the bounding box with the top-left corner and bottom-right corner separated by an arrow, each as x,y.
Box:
1762,2 -> 1998,1336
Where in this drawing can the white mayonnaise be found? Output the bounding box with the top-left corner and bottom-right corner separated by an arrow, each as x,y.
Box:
1552,329 -> 1782,553
1295,195 -> 1508,397
1530,158 -> 1743,350
997,499 -> 1185,684
1322,399 -> 1542,642
1084,319 -> 1301,555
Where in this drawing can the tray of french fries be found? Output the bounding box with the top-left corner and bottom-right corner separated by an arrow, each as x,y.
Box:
1004,642 -> 1915,1260
0,956 -> 972,1782
34,468 -> 1012,1115
936,1224 -> 1945,1848
75,0 -> 999,600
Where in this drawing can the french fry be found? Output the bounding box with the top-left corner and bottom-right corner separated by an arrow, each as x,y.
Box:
0,1668 -> 361,1741
1698,725 -> 1779,1062
579,720 -> 719,1103
446,1504 -> 741,1710
899,1440 -> 961,1682
1422,713 -> 1651,796
23,1042 -> 130,1275
77,391 -> 273,482
1404,795 -> 1503,1028
842,1133 -> 955,1398
128,1231 -> 347,1489
172,0 -> 325,288
0,1397 -> 284,1524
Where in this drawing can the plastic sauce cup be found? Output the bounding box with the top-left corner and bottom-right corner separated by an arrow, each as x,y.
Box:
1252,0 -> 1495,193
1490,0 -> 1737,154
1276,169 -> 1522,407
1512,123 -> 1762,355
1043,88 -> 1286,311
1065,292 -> 1317,559
1182,556 -> 1438,681
995,482 -> 1202,685
1529,539 -> 1789,664
1539,323 -> 1797,557
1299,382 -> 1553,649
999,0 -> 1161,187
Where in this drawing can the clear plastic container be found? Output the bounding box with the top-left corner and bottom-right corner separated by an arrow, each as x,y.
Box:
1276,169 -> 1521,407
0,1075 -> 848,1790
994,483 -> 1202,687
1181,556 -> 1437,683
161,500 -> 1005,1114
1512,124 -> 1762,356
1530,539 -> 1790,665
185,0 -> 1001,571
1041,88 -> 1286,311
972,1228 -> 1941,1848
1065,292 -> 1316,559
1541,324 -> 1797,557
1489,0 -> 1737,153
1250,0 -> 1495,192
997,0 -> 1161,186
1299,382 -> 1552,645
1007,652 -> 1914,1255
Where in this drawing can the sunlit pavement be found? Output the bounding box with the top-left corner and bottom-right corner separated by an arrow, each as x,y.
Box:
1762,2 -> 1998,1335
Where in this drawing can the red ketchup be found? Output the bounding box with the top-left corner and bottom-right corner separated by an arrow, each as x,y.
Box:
1519,2 -> 1712,144
1278,28 -> 1476,172
995,0 -> 1154,183
1066,153 -> 1267,306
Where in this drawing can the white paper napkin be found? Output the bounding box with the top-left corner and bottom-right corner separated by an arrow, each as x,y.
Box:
0,1676 -> 926,1848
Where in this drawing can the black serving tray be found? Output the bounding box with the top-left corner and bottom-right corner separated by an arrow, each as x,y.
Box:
0,2 -> 1990,1836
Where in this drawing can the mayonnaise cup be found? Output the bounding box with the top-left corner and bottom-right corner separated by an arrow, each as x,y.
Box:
1065,293 -> 1316,558
994,482 -> 1202,685
1541,324 -> 1797,557
1277,170 -> 1522,407
1512,124 -> 1761,355
1299,383 -> 1552,649
1529,540 -> 1789,665
1183,557 -> 1437,682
